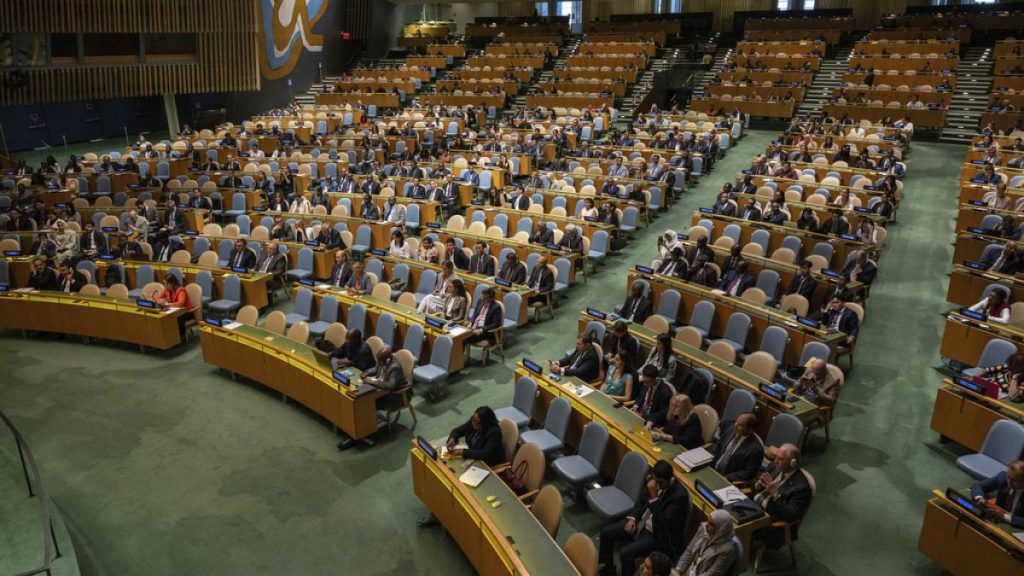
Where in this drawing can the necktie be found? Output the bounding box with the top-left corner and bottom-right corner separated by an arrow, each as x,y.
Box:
261,256 -> 271,273
234,251 -> 242,267
160,246 -> 169,261
715,435 -> 742,472
333,266 -> 342,285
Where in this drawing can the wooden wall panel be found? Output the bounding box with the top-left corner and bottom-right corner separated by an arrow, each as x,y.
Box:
684,0 -> 773,32
498,1 -> 536,18
0,0 -> 259,105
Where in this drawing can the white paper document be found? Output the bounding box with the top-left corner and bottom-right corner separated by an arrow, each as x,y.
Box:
674,447 -> 713,471
459,466 -> 489,488
714,485 -> 748,505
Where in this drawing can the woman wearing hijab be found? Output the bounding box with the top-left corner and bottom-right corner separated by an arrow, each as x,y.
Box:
671,509 -> 738,576
656,230 -> 684,264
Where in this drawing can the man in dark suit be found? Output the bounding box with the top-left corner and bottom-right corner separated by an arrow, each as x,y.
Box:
558,225 -> 584,255
77,221 -> 107,261
56,262 -> 88,293
161,198 -> 184,235
327,250 -> 353,287
445,238 -> 469,270
427,180 -> 445,203
822,295 -> 859,350
255,240 -> 288,293
841,250 -> 877,286
619,281 -> 652,323
739,198 -> 762,221
598,460 -> 690,576
221,170 -> 243,189
497,252 -> 526,284
360,177 -> 382,196
525,256 -> 555,305
330,329 -> 376,371
27,257 -> 58,290
530,222 -> 554,245
314,225 -> 345,250
600,179 -> 619,196
152,234 -> 184,263
785,261 -> 818,302
713,192 -> 736,216
752,443 -> 814,550
712,412 -> 765,483
187,190 -> 211,211
819,212 -> 850,237
509,189 -> 530,211
718,260 -> 755,296
464,288 -> 502,346
657,248 -> 689,279
406,177 -> 426,199
468,243 -> 496,276
971,460 -> 1024,528
687,236 -> 714,267
550,332 -> 601,382
635,364 -> 674,424
226,238 -> 257,270
982,240 -> 1024,275
687,255 -> 718,288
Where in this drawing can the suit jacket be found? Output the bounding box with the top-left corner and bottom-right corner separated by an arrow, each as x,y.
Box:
468,299 -> 503,332
511,195 -> 530,210
822,306 -> 860,339
346,273 -> 373,292
842,259 -> 877,285
556,345 -> 600,382
59,271 -> 88,293
163,206 -> 184,232
712,423 -> 765,482
329,262 -> 353,287
558,233 -> 583,253
497,261 -> 526,284
718,271 -> 755,296
468,254 -> 496,276
637,380 -> 674,424
970,471 -> 1024,528
28,267 -> 59,291
740,206 -> 762,221
79,230 -> 107,255
785,273 -> 817,301
629,480 -> 691,559
449,248 -> 469,270
526,265 -> 555,294
315,227 -> 344,250
359,203 -> 381,220
449,421 -> 505,467
226,248 -> 257,270
531,227 -> 554,245
713,201 -> 736,217
657,258 -> 688,279
332,341 -> 376,372
688,265 -> 719,288
620,295 -> 652,323
255,252 -> 287,287
755,466 -> 813,525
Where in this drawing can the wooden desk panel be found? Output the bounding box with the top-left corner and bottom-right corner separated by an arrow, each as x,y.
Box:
919,494 -> 1024,576
822,104 -> 947,128
691,98 -> 795,119
843,72 -> 954,89
946,266 -> 1024,308
930,385 -> 1024,454
314,93 -> 401,108
564,55 -> 645,68
552,68 -> 637,82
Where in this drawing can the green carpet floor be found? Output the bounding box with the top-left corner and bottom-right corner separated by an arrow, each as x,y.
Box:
0,128 -> 967,575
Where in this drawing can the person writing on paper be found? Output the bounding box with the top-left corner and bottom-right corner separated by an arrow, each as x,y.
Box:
598,351 -> 634,403
362,347 -> 407,411
792,358 -> 839,418
671,509 -> 738,576
636,364 -> 674,425
712,412 -> 764,483
345,261 -> 373,295
970,460 -> 1024,528
968,288 -> 1011,323
155,273 -> 190,308
330,329 -> 375,371
445,406 -> 504,466
550,332 -> 601,382
598,460 -> 691,576
751,443 -> 813,551
650,394 -> 703,449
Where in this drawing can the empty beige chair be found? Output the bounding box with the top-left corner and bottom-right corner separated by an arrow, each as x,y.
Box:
675,326 -> 703,349
1010,302 -> 1024,328
692,404 -> 719,444
771,247 -> 796,263
779,294 -> 809,317
741,242 -> 764,257
466,221 -> 486,235
286,320 -> 309,343
197,251 -> 219,268
170,250 -> 192,264
499,418 -> 518,464
742,351 -> 778,381
78,284 -> 101,296
446,214 -> 465,231
397,292 -> 417,308
643,314 -> 670,334
203,223 -> 223,235
0,239 -> 20,251
372,282 -> 392,300
366,335 -> 385,359
714,236 -> 735,249
236,305 -> 259,326
563,533 -> 598,576
530,484 -> 563,539
707,340 -> 737,364
105,283 -> 129,299
804,254 -> 828,272
264,310 -> 286,334
740,287 -> 767,305
324,322 -> 347,347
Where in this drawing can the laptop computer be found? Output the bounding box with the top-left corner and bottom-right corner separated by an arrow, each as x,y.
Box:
312,347 -> 333,367
633,425 -> 661,445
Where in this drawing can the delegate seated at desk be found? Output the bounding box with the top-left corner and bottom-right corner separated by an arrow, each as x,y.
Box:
56,262 -> 88,293
968,288 -> 1011,323
970,460 -> 1024,528
635,364 -> 674,425
255,240 -> 288,293
982,240 -> 1024,275
842,250 -> 877,286
362,347 -> 407,411
712,412 -> 765,483
330,329 -> 376,371
469,242 -> 497,276
550,332 -> 601,383
598,460 -> 691,576
445,406 -> 504,466
751,443 -> 814,550
620,281 -> 653,323
974,352 -> 1024,402
464,287 -> 501,346
226,239 -> 257,270
444,238 -> 468,270
672,510 -> 741,576
329,250 -> 354,287
526,256 -> 555,305
28,257 -> 58,290
650,394 -> 704,449
602,321 -> 640,370
496,251 -> 525,283
784,261 -> 818,302
345,261 -> 374,294
821,295 -> 859,352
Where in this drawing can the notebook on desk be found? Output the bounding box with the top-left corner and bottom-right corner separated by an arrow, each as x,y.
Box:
673,446 -> 712,471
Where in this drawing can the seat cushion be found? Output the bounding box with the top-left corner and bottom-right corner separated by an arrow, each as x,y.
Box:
502,318 -> 518,330
956,453 -> 1005,480
284,313 -> 307,327
586,486 -> 633,520
712,338 -> 744,353
413,364 -> 447,384
208,299 -> 240,313
308,320 -> 331,336
520,429 -> 563,454
552,455 -> 599,484
286,269 -> 312,280
493,407 -> 529,428
588,250 -> 605,259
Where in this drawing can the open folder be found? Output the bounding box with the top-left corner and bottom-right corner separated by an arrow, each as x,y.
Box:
459,466 -> 489,488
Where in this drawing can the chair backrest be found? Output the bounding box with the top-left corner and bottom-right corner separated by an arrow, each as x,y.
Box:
375,312 -> 396,347
674,325 -> 702,348
578,421 -> 609,470
544,397 -> 572,442
286,320 -> 309,343
346,303 -> 366,334
689,300 -> 715,332
264,310 -> 286,334
500,418 -> 519,463
236,305 -> 259,326
403,323 -> 424,361
655,289 -> 680,322
707,341 -> 736,363
324,322 -> 347,347
725,537 -> 744,576
513,376 -> 538,420
779,294 -> 809,317
366,335 -> 384,358
105,283 -> 129,299
613,451 -> 650,505
765,413 -> 805,451
722,389 -> 756,422
563,533 -> 598,576
723,312 -> 751,345
513,442 -> 546,494
981,420 -> 1024,465
693,404 -> 719,443
742,351 -> 778,381
429,334 -> 453,369
222,274 -> 241,301
977,338 -> 1017,368
643,314 -> 670,334
531,484 -> 563,538
758,326 -> 790,365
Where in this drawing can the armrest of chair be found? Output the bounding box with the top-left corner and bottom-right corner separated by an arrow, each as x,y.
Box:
492,463 -> 510,473
517,488 -> 540,503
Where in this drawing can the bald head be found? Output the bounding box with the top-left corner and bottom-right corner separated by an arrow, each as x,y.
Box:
735,413 -> 758,437
810,358 -> 827,376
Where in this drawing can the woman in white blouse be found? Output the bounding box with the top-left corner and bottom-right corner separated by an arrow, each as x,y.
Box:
289,194 -> 311,214
388,230 -> 410,259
